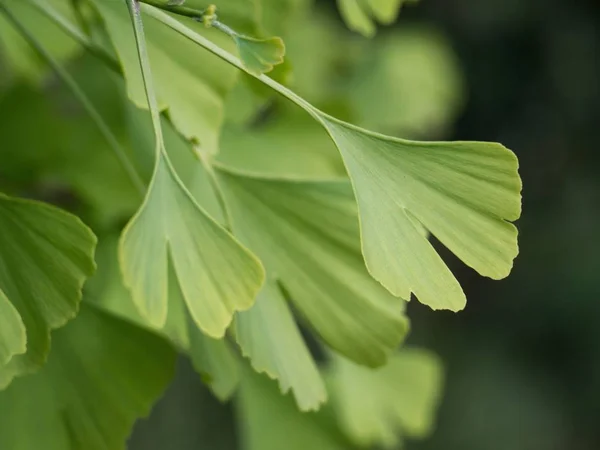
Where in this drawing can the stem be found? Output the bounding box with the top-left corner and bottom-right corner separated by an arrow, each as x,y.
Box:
140,4 -> 320,121
0,3 -> 145,196
125,0 -> 164,149
139,0 -> 207,20
27,0 -> 122,74
196,149 -> 233,231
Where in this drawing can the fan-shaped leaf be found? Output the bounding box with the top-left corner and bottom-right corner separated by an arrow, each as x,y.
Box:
215,167 -> 410,367
119,154 -> 265,338
321,117 -> 521,311
0,305 -> 176,450
234,280 -> 327,411
141,6 -> 521,313
234,35 -> 285,76
328,348 -> 444,447
0,194 -> 96,389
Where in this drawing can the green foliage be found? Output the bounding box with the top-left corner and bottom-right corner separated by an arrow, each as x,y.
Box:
0,194 -> 96,388
0,0 -> 522,448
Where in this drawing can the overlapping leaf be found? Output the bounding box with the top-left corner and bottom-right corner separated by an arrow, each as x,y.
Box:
234,35 -> 285,76
92,0 -> 237,153
0,305 -> 176,450
328,348 -> 444,447
119,153 -> 265,338
88,236 -> 241,400
215,168 -> 410,367
234,280 -> 327,411
142,6 -> 522,313
0,194 -> 96,389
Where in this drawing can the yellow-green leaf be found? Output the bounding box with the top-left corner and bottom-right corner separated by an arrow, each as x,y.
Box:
328,348 -> 444,447
234,35 -> 285,76
234,280 -> 327,411
215,168 -> 410,367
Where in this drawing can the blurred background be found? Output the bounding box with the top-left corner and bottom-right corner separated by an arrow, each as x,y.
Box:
128,0 -> 600,449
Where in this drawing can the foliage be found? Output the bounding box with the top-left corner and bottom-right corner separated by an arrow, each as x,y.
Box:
0,0 -> 522,448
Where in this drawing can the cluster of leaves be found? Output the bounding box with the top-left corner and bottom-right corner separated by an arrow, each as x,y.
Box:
0,0 -> 521,448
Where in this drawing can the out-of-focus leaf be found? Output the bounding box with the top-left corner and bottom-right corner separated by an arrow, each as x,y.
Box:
234,280 -> 327,411
0,194 -> 96,389
235,35 -> 285,76
328,348 -> 444,447
0,304 -> 176,450
337,0 -> 418,37
349,27 -> 465,136
0,0 -> 79,82
237,368 -> 354,450
92,0 -> 237,153
321,116 -> 522,311
215,168 -> 410,367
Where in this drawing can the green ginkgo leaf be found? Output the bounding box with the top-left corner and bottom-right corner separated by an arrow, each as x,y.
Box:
0,291 -> 25,366
234,280 -> 327,411
119,154 -> 265,338
88,236 -> 241,400
321,117 -> 521,311
0,193 -> 97,389
142,5 -> 522,314
234,35 -> 285,76
119,0 -> 265,340
215,167 -> 410,367
92,0 -> 238,153
328,348 -> 444,447
0,304 -> 176,450
237,367 -> 354,450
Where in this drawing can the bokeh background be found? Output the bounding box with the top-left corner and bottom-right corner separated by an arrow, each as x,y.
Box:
127,0 -> 600,449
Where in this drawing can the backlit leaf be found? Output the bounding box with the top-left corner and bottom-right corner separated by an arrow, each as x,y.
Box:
337,0 -> 418,37
0,291 -> 25,365
215,167 -> 410,367
0,304 -> 176,450
0,194 -> 96,389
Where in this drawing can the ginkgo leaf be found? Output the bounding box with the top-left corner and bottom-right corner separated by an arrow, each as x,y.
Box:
215,167 -> 409,367
0,193 -> 96,389
0,291 -> 25,365
88,236 -> 241,400
0,304 -> 176,450
234,35 -> 285,76
119,0 -> 264,340
328,348 -> 444,447
237,367 -> 354,450
337,0 -> 418,37
140,2 -> 522,317
234,280 -> 327,411
119,153 -> 265,338
92,0 -> 238,153
320,117 -> 522,311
